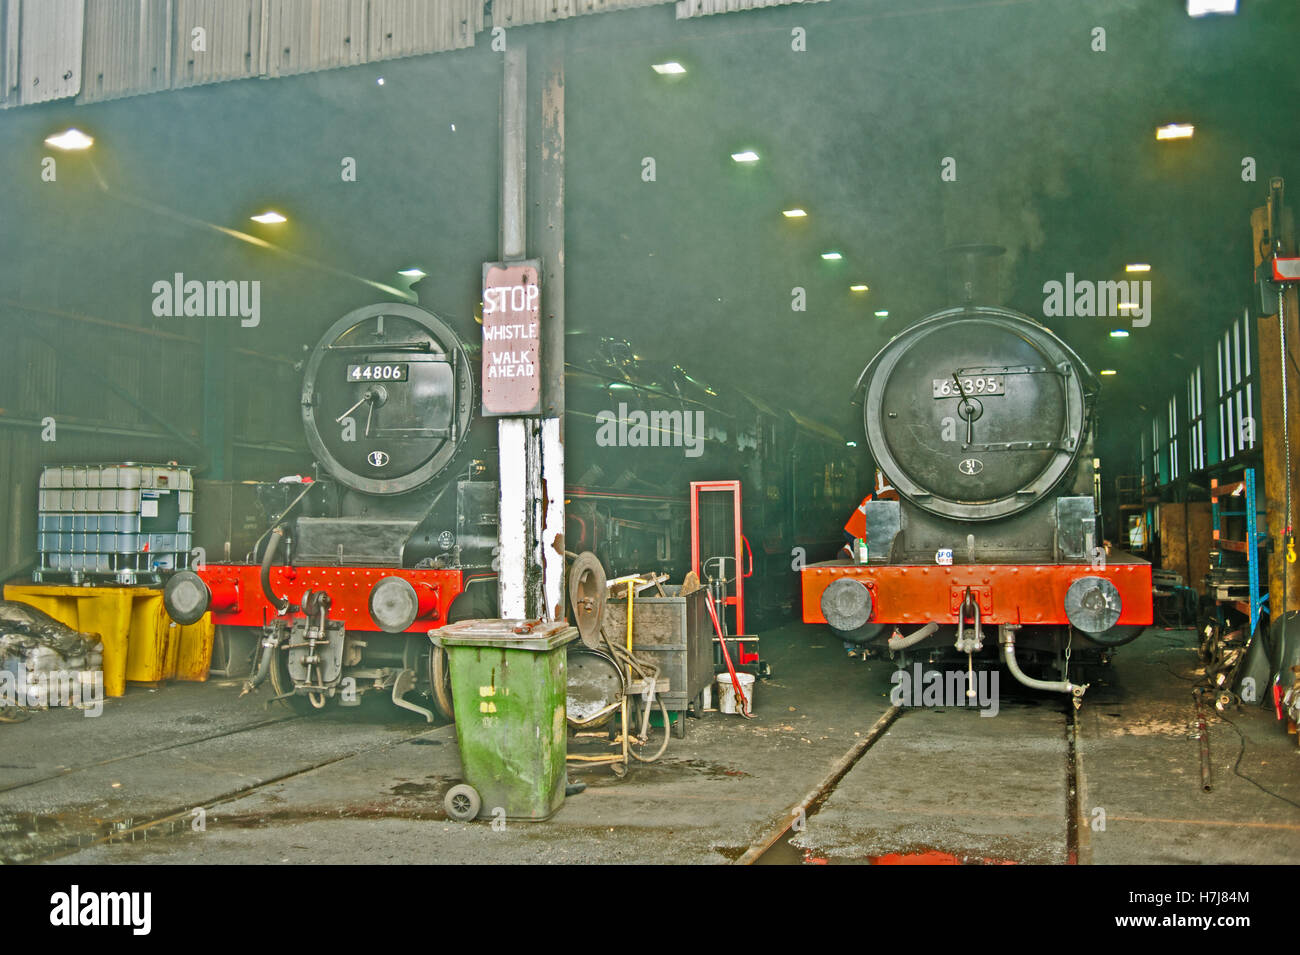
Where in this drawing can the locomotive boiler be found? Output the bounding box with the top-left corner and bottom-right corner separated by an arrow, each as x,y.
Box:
800,305 -> 1153,702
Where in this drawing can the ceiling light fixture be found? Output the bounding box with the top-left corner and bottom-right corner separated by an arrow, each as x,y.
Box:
1187,0 -> 1236,16
44,128 -> 94,150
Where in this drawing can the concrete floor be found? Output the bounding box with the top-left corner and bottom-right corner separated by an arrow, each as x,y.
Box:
1,624 -> 1296,864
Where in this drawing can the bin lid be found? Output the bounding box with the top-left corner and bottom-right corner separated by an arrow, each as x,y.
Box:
429,618 -> 579,652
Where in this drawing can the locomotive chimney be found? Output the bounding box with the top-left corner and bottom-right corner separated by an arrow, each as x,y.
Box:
944,243 -> 1007,306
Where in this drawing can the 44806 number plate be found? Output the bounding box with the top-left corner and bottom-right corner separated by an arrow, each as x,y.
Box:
347,363 -> 408,382
932,375 -> 1004,398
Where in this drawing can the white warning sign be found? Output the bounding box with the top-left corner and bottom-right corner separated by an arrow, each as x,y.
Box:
481,261 -> 542,416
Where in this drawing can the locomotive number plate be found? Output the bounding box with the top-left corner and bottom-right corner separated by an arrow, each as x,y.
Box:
347,363 -> 408,382
932,376 -> 1003,398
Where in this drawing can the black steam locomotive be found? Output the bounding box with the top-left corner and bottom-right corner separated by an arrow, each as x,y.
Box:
801,305 -> 1153,703
166,301 -> 856,717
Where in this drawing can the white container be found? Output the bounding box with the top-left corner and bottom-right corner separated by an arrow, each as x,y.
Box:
37,463 -> 194,578
716,672 -> 755,715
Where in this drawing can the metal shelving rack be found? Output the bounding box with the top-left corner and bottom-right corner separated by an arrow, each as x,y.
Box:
1209,469 -> 1268,636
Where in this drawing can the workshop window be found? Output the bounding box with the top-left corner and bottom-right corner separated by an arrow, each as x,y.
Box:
1188,366 -> 1206,472
1166,394 -> 1179,482
1152,418 -> 1161,485
1217,313 -> 1256,461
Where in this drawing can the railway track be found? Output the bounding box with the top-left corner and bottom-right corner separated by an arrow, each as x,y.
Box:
738,696 -> 1087,865
0,715 -> 302,797
2,717 -> 437,864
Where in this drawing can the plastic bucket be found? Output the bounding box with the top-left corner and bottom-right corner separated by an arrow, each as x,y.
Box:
716,672 -> 755,714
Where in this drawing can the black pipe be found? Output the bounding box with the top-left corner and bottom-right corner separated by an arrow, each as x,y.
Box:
261,526 -> 292,615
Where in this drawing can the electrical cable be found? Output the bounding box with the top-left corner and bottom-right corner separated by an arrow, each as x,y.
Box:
1216,710 -> 1300,811
598,610 -> 669,763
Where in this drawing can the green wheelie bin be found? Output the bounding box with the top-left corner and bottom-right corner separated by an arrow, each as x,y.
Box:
430,619 -> 578,822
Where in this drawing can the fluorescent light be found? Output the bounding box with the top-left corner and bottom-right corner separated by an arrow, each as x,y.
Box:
731,150 -> 759,163
1099,369 -> 1118,376
874,310 -> 889,318
250,211 -> 287,224
846,441 -> 858,448
1110,329 -> 1130,338
821,251 -> 842,261
1125,263 -> 1151,272
377,77 -> 385,86
652,62 -> 686,75
1117,302 -> 1139,310
44,128 -> 94,150
850,284 -> 869,292
1187,0 -> 1236,16
782,208 -> 807,218
1156,123 -> 1194,141
398,268 -> 426,279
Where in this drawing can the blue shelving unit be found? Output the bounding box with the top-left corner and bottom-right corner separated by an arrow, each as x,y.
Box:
1210,468 -> 1269,636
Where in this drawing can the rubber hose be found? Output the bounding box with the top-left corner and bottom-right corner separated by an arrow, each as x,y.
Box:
629,694 -> 671,763
241,633 -> 278,694
261,526 -> 291,615
887,622 -> 940,651
1000,629 -> 1082,696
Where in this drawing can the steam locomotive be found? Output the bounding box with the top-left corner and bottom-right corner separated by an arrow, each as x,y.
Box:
164,301 -> 856,717
800,305 -> 1152,702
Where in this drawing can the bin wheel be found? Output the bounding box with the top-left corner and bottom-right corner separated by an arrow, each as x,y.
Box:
610,762 -> 628,778
444,783 -> 482,821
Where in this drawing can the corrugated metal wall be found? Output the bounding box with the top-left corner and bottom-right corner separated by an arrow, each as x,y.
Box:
675,0 -> 826,18
0,308 -> 303,577
4,0 -> 485,108
81,0 -> 172,103
4,0 -> 817,107
2,0 -> 85,107
492,0 -> 666,28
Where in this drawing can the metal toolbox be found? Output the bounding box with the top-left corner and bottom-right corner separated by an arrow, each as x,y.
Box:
602,585 -> 713,713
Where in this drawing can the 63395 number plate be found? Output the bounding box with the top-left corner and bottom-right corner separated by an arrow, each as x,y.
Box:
932,375 -> 1004,398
